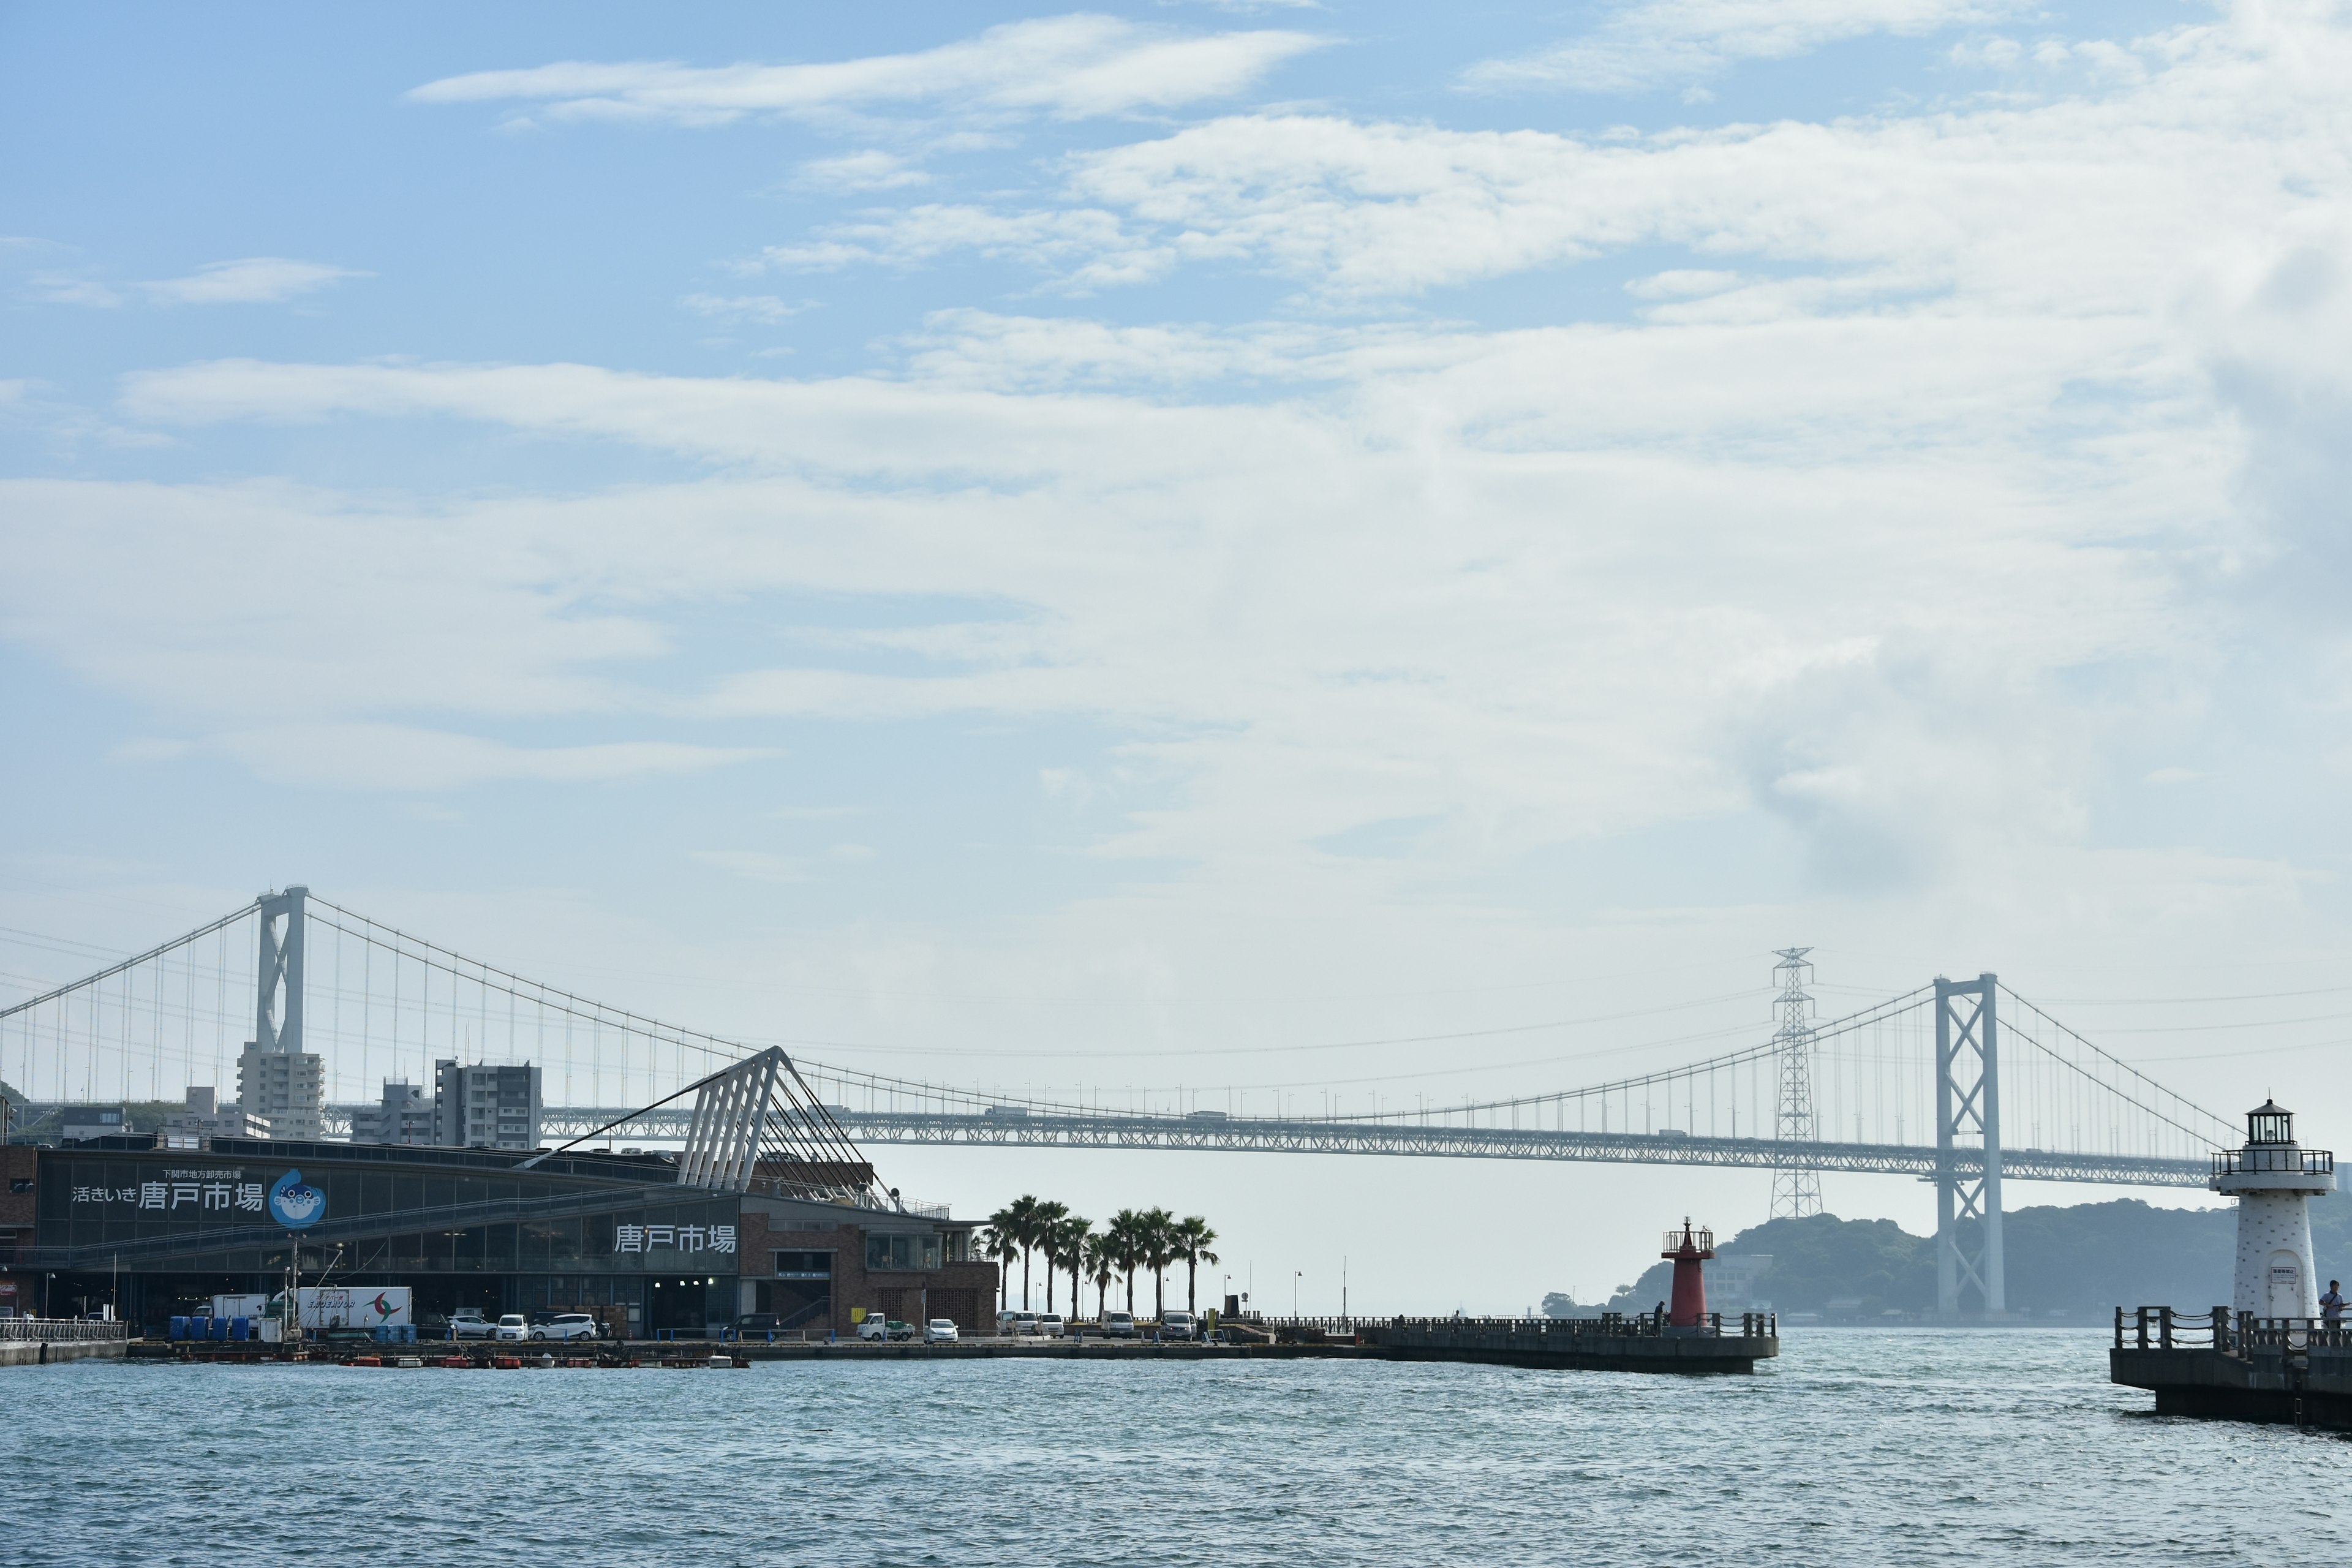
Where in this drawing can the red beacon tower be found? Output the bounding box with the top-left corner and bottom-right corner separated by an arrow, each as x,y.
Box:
1662,1219 -> 1716,1329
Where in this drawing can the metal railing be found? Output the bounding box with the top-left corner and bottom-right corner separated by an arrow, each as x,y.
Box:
0,1317 -> 130,1342
1365,1311 -> 1776,1340
2114,1305 -> 2352,1354
2212,1147 -> 2335,1177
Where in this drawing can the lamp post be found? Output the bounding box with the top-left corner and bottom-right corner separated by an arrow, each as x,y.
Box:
1293,1270 -> 1302,1319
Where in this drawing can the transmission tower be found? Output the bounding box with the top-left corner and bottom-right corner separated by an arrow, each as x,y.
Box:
1770,947 -> 1822,1218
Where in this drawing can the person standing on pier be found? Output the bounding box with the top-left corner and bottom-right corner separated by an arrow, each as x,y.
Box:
2323,1281 -> 2344,1327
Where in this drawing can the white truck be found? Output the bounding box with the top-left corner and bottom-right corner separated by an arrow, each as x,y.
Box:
270,1286 -> 414,1330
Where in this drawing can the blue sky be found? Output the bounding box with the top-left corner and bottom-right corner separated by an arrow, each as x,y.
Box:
7,0 -> 2352,1306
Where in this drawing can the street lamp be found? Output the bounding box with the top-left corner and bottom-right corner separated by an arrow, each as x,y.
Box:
1293,1270 -> 1302,1319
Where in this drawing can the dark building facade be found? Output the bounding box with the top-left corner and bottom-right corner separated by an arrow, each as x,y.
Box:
0,1136 -> 993,1338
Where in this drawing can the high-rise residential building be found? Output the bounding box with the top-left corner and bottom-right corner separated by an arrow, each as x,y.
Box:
432,1059 -> 543,1151
237,1040 -> 323,1141
350,1080 -> 434,1145
162,1086 -> 272,1147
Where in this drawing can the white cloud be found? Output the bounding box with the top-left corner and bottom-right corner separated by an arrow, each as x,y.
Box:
680,292 -> 804,324
1463,0 -> 2035,93
734,13 -> 2312,310
761,205 -> 1172,290
794,150 -> 932,191
140,257 -> 367,304
692,850 -> 813,884
21,0 -> 2351,930
409,15 -> 1328,126
216,725 -> 772,791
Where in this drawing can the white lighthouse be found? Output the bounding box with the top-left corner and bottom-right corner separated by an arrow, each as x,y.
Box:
2211,1099 -> 2335,1322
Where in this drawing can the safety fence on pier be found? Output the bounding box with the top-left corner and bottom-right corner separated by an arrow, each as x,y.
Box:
0,1317 -> 130,1342
1268,1311 -> 1778,1340
2116,1305 -> 2352,1354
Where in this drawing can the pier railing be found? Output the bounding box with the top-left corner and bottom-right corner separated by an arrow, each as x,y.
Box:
2114,1305 -> 2352,1355
0,1317 -> 130,1343
1340,1312 -> 1776,1340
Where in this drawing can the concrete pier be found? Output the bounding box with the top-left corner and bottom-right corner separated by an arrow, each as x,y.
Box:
128,1313 -> 1779,1374
2111,1306 -> 2352,1430
1,1321 -> 130,1367
1360,1313 -> 1779,1374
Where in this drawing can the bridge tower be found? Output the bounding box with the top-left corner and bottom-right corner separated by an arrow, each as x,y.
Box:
238,886 -> 323,1140
1769,948 -> 1822,1218
252,885 -> 307,1057
1934,973 -> 2003,1316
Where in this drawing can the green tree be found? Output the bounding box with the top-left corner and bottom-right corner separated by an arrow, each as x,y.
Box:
1174,1215 -> 1219,1316
1003,1194 -> 1044,1313
1048,1213 -> 1091,1322
1030,1199 -> 1070,1314
1141,1206 -> 1177,1321
1084,1231 -> 1117,1321
979,1212 -> 1020,1314
1108,1208 -> 1145,1313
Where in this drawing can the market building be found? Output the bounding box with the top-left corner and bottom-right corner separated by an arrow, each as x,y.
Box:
0,1050 -> 994,1338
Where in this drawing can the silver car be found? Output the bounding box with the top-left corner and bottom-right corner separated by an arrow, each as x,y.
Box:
529,1313 -> 599,1341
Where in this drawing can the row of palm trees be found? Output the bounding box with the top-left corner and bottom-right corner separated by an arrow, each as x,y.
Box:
979,1197 -> 1219,1322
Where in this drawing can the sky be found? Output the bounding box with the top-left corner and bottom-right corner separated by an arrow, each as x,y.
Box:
6,0 -> 2352,1312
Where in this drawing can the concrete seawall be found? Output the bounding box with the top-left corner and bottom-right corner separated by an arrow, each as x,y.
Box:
1,1337 -> 129,1367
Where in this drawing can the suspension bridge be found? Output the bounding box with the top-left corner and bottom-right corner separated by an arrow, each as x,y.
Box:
0,887 -> 2241,1316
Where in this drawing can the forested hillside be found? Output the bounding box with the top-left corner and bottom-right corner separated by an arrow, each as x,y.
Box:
1591,1194 -> 2352,1318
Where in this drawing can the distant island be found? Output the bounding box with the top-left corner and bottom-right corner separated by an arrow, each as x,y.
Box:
1544,1193 -> 2352,1321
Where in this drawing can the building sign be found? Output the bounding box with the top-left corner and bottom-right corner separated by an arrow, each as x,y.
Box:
72,1168 -> 266,1214
615,1223 -> 736,1255
266,1169 -> 326,1231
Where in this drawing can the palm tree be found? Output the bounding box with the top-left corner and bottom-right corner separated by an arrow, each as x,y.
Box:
1175,1215 -> 1219,1316
1084,1231 -> 1116,1322
1030,1199 -> 1069,1314
1050,1214 -> 1091,1321
1108,1208 -> 1145,1313
1140,1207 -> 1177,1321
1004,1194 -> 1043,1313
979,1213 -> 1020,1314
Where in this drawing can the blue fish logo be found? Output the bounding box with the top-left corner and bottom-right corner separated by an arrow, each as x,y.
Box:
267,1169 -> 325,1230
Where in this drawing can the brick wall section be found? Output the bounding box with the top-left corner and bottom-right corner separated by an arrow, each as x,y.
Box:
737,1208 -> 998,1336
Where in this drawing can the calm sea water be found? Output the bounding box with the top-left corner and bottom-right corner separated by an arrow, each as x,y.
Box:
8,1330 -> 2348,1566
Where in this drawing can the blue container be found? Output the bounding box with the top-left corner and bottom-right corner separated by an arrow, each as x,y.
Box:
209,1316 -> 230,1341
169,1315 -> 189,1341
230,1316 -> 250,1341
190,1316 -> 212,1341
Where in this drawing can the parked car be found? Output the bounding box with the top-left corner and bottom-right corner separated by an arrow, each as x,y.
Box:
1161,1311 -> 1197,1341
529,1313 -> 599,1342
925,1318 -> 960,1343
858,1315 -> 917,1342
998,1311 -> 1041,1336
1102,1311 -> 1137,1338
1038,1314 -> 1066,1338
736,1313 -> 783,1338
494,1313 -> 530,1341
446,1308 -> 497,1340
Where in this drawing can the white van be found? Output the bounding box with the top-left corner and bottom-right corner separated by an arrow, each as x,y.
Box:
997,1311 -> 1041,1337
1161,1311 -> 1197,1340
